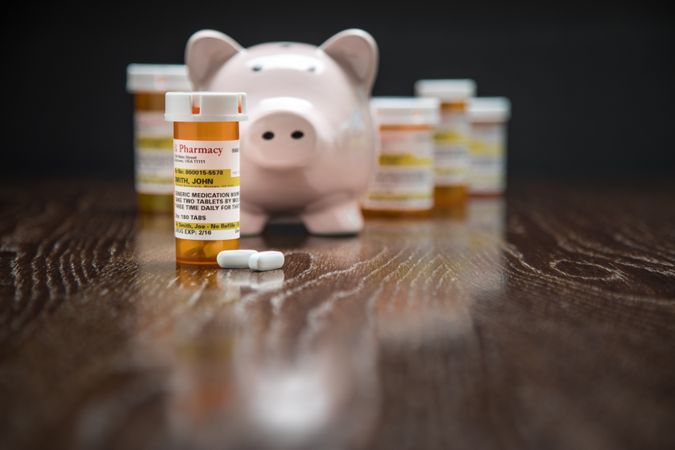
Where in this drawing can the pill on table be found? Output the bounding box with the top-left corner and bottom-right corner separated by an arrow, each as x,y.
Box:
248,251 -> 285,271
217,249 -> 258,269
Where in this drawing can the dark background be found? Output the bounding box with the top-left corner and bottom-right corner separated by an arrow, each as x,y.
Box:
2,1 -> 674,180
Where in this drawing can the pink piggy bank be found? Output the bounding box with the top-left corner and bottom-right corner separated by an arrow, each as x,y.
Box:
185,29 -> 379,235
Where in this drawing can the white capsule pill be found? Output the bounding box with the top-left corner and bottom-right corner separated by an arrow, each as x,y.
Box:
248,251 -> 285,271
217,249 -> 258,269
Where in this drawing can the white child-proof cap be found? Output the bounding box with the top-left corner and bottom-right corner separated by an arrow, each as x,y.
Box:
371,97 -> 440,126
414,79 -> 476,102
126,64 -> 192,92
468,97 -> 511,122
164,92 -> 248,122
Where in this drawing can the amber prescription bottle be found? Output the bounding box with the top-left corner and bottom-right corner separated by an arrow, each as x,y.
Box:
468,97 -> 511,196
127,64 -> 192,213
165,92 -> 248,266
363,97 -> 440,218
415,79 -> 476,208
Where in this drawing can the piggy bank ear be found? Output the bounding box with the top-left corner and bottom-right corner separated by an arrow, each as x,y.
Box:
321,29 -> 378,92
186,30 -> 244,89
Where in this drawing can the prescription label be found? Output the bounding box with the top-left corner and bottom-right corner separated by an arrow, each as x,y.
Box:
469,123 -> 507,194
433,129 -> 470,186
134,111 -> 174,194
434,109 -> 471,186
363,129 -> 434,211
173,139 -> 240,241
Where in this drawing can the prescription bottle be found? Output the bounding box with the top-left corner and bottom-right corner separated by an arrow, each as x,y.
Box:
363,97 -> 440,217
165,92 -> 247,266
127,64 -> 192,214
468,97 -> 511,196
415,79 -> 476,208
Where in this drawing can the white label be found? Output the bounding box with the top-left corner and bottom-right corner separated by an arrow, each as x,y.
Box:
363,129 -> 434,210
469,123 -> 507,194
434,110 -> 470,186
173,139 -> 240,241
134,111 -> 174,194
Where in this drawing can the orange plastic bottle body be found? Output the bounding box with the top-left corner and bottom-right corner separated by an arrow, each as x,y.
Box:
362,208 -> 432,219
433,100 -> 470,209
434,185 -> 468,207
134,92 -> 174,213
174,122 -> 240,266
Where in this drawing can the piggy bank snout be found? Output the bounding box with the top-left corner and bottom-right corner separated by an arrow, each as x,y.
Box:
244,111 -> 319,170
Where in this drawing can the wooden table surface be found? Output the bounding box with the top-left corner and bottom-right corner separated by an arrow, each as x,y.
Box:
1,180 -> 674,450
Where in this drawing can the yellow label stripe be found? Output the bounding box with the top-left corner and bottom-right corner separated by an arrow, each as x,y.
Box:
174,168 -> 240,188
176,221 -> 240,231
137,137 -> 173,149
368,193 -> 432,201
138,175 -> 173,184
434,131 -> 469,144
435,167 -> 467,175
469,141 -> 503,156
379,154 -> 432,167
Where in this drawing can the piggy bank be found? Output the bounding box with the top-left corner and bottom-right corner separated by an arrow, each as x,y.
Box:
185,29 -> 379,235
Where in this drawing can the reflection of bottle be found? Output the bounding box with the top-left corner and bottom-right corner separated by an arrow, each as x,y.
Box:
165,92 -> 248,266
468,198 -> 506,296
167,300 -> 240,448
175,265 -> 240,300
468,97 -> 511,196
367,216 -> 474,342
363,97 -> 439,218
415,79 -> 476,208
127,65 -> 192,214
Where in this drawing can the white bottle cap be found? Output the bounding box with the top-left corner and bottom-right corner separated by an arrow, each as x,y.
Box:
126,64 -> 192,93
415,79 -> 476,102
468,97 -> 511,122
371,97 -> 440,126
164,92 -> 248,122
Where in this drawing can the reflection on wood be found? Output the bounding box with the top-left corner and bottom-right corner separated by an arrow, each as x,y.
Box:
0,180 -> 674,450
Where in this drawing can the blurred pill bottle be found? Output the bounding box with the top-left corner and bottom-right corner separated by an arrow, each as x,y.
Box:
127,64 -> 192,213
363,97 -> 440,218
165,92 -> 247,266
468,97 -> 511,196
415,79 -> 476,208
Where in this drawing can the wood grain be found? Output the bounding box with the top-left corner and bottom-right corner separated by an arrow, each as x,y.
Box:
0,180 -> 674,450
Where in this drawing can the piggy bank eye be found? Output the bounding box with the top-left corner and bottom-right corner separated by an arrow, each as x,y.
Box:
252,65 -> 263,72
307,66 -> 316,73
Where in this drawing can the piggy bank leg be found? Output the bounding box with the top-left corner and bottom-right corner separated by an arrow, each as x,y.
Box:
241,207 -> 268,236
301,199 -> 364,235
